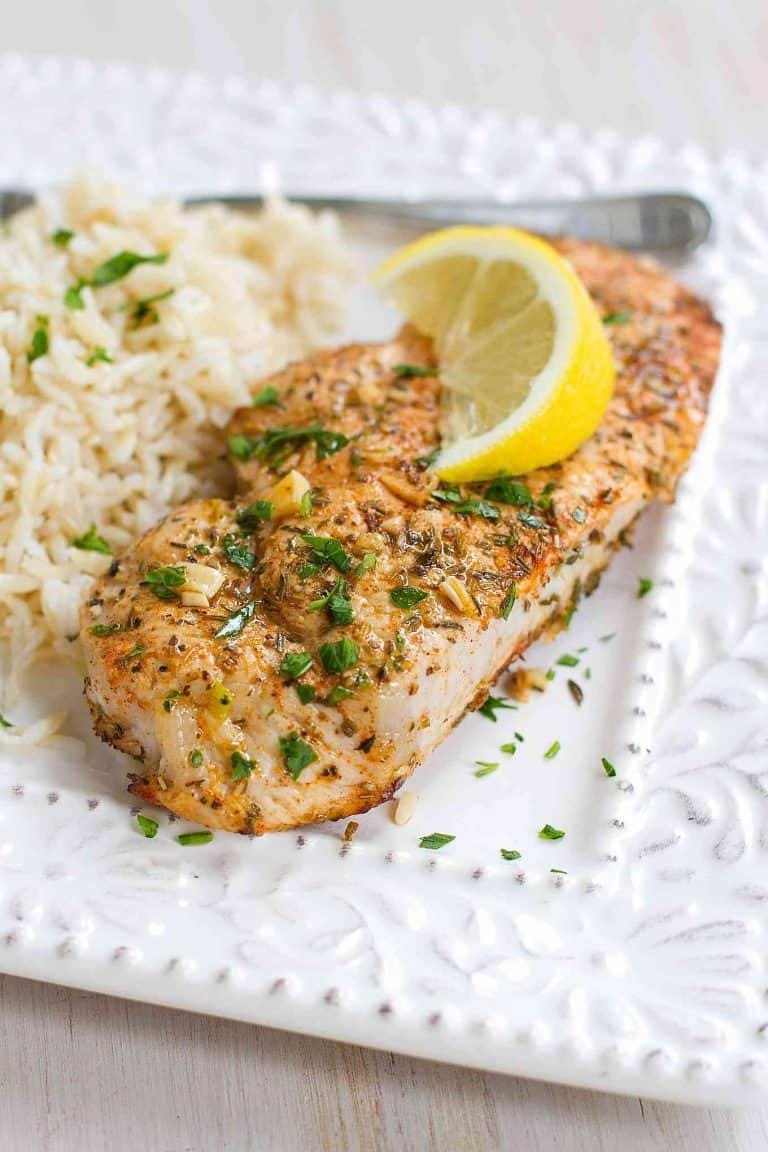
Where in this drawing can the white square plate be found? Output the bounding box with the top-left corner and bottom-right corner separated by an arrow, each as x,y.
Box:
0,54 -> 766,1105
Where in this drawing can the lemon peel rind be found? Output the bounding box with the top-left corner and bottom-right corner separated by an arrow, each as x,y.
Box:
373,225 -> 615,483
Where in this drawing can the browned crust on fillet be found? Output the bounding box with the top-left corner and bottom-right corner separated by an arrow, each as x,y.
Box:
81,238 -> 722,834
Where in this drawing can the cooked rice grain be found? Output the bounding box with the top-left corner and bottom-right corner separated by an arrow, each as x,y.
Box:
0,178 -> 354,714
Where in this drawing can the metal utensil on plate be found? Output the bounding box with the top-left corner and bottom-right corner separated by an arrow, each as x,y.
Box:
0,189 -> 711,254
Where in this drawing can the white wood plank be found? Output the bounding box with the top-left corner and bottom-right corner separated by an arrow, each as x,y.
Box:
2,974 -> 768,1151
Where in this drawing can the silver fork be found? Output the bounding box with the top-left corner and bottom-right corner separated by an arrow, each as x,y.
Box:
0,189 -> 711,255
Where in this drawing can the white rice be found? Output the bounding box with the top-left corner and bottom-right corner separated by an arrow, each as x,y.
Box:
0,178 -> 355,734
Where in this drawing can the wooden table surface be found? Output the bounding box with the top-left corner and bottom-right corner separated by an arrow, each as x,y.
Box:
1,3 -> 767,1149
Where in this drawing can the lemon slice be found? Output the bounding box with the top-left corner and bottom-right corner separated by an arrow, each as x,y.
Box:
373,226 -> 615,482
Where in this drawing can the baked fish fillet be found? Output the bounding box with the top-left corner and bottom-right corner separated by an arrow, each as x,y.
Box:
81,239 -> 721,834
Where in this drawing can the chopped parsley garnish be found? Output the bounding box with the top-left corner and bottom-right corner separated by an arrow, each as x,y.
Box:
189,749 -> 203,768
70,523 -> 112,555
64,285 -> 86,310
231,750 -> 256,780
514,731 -> 524,742
517,511 -> 550,531
301,534 -> 352,573
308,579 -> 354,625
228,434 -> 259,460
537,482 -> 556,511
177,831 -> 214,846
415,446 -> 440,468
457,497 -> 500,519
296,683 -> 316,704
319,636 -> 359,674
354,552 -> 377,577
431,487 -> 500,520
52,228 -> 74,247
279,651 -> 313,680
299,490 -> 313,517
545,669 -> 555,680
419,833 -> 455,850
136,813 -> 158,838
538,824 -> 565,840
556,653 -> 579,667
279,731 -> 317,779
27,315 -> 49,363
390,587 -> 429,610
194,544 -> 211,555
603,310 -> 633,326
326,684 -> 353,705
567,679 -> 584,706
89,622 -> 120,635
128,287 -> 174,328
500,848 -> 522,861
500,584 -> 516,620
478,694 -> 516,722
220,534 -> 255,570
500,742 -> 516,754
601,757 -> 617,778
543,740 -> 561,760
64,250 -> 169,309
141,564 -> 186,600
235,501 -> 273,529
484,477 -> 532,506
252,385 -> 280,407
85,346 -> 113,366
431,486 -> 461,504
437,492 -> 499,521
229,423 -> 349,466
162,690 -> 182,712
637,577 -> 654,599
550,868 -> 568,875
214,599 -> 258,639
572,507 -> 586,524
324,582 -> 355,626
0,713 -> 12,728
474,761 -> 499,777
599,632 -> 616,643
90,250 -> 169,284
393,363 -> 433,378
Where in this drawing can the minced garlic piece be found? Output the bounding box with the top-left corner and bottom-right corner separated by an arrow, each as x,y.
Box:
507,667 -> 549,702
354,381 -> 382,405
438,576 -> 478,616
182,562 -> 224,600
181,589 -> 210,608
380,471 -> 433,507
379,514 -> 405,535
393,791 -> 418,826
269,469 -> 310,520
